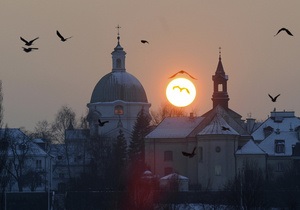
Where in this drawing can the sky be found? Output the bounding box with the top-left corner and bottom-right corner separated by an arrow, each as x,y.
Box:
1,0 -> 300,131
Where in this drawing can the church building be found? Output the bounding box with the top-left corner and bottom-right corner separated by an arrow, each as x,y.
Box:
87,32 -> 151,143
145,53 -> 252,191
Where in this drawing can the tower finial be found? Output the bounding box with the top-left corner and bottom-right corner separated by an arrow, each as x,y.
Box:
116,25 -> 121,44
219,47 -> 222,61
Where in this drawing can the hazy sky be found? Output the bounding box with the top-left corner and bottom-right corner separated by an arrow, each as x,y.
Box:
1,0 -> 300,131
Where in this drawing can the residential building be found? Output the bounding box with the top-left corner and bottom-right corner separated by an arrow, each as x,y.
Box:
0,128 -> 51,192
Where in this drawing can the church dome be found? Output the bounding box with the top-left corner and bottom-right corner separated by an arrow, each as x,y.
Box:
90,71 -> 148,103
90,34 -> 148,103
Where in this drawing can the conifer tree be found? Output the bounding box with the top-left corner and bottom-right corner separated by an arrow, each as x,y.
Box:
128,108 -> 151,164
127,108 -> 153,210
112,129 -> 127,189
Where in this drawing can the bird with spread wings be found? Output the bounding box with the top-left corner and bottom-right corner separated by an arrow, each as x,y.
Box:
274,28 -> 293,36
56,30 -> 72,42
20,37 -> 39,46
97,119 -> 109,127
169,70 -> 197,80
268,94 -> 280,102
182,147 -> 197,158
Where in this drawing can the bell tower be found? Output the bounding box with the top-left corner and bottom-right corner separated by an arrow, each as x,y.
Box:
212,48 -> 229,109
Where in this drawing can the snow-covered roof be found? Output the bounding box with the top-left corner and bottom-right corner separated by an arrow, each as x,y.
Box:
236,140 -> 265,155
160,173 -> 189,180
198,113 -> 239,135
258,131 -> 299,156
252,110 -> 300,141
0,128 -> 47,156
145,116 -> 204,138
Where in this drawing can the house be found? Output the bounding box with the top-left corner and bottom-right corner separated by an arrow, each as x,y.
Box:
0,128 -> 51,192
237,110 -> 300,179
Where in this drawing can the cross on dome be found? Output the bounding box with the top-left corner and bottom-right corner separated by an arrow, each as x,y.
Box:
116,25 -> 121,44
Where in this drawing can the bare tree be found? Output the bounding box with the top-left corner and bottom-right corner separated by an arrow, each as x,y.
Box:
22,169 -> 45,192
51,105 -> 79,186
52,105 -> 77,144
6,130 -> 32,192
150,102 -> 187,125
223,160 -> 266,209
32,120 -> 53,139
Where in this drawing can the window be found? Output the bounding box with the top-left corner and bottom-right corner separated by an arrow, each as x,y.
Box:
57,155 -> 63,160
275,140 -> 285,153
215,165 -> 221,176
36,160 -> 42,169
164,167 -> 173,176
276,162 -> 284,172
164,151 -> 173,161
116,58 -> 121,68
198,147 -> 203,162
18,143 -> 27,150
218,83 -> 223,92
114,105 -> 124,115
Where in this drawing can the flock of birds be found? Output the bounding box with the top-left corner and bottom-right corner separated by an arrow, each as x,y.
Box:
20,30 -> 72,53
20,27 -> 291,159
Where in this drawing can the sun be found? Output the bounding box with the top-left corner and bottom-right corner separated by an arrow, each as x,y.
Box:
166,78 -> 196,107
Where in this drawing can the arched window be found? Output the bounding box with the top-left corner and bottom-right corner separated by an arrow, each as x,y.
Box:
218,83 -> 223,92
116,58 -> 121,68
114,105 -> 124,115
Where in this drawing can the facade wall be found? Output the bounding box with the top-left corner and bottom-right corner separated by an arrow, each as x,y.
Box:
197,135 -> 239,190
87,101 -> 151,142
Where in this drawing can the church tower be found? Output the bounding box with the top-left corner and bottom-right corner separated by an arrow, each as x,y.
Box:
212,48 -> 229,109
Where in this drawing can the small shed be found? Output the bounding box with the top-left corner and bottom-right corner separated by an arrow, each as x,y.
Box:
159,173 -> 189,191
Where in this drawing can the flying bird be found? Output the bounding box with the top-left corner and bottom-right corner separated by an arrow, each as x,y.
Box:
173,86 -> 190,94
22,47 -> 38,53
221,126 -> 230,131
97,119 -> 109,127
268,94 -> 280,102
169,70 -> 197,80
141,40 -> 149,44
274,28 -> 293,36
182,147 -> 197,158
56,30 -> 72,42
20,37 -> 39,46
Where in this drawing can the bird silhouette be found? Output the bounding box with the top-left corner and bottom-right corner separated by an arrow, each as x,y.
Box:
141,40 -> 149,44
274,28 -> 293,36
182,147 -> 197,158
97,119 -> 109,127
22,47 -> 38,53
173,86 -> 190,94
20,37 -> 39,46
56,30 -> 72,42
169,70 -> 197,80
268,94 -> 280,102
221,126 -> 230,131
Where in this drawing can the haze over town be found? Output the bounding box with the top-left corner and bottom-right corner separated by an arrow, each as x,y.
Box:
1,0 -> 300,131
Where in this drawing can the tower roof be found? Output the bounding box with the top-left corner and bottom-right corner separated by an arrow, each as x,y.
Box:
215,48 -> 226,76
90,30 -> 148,103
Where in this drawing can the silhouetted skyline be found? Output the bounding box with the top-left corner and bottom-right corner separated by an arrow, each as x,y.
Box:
1,1 -> 300,131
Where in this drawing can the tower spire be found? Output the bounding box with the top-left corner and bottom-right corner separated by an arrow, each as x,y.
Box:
212,48 -> 229,109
